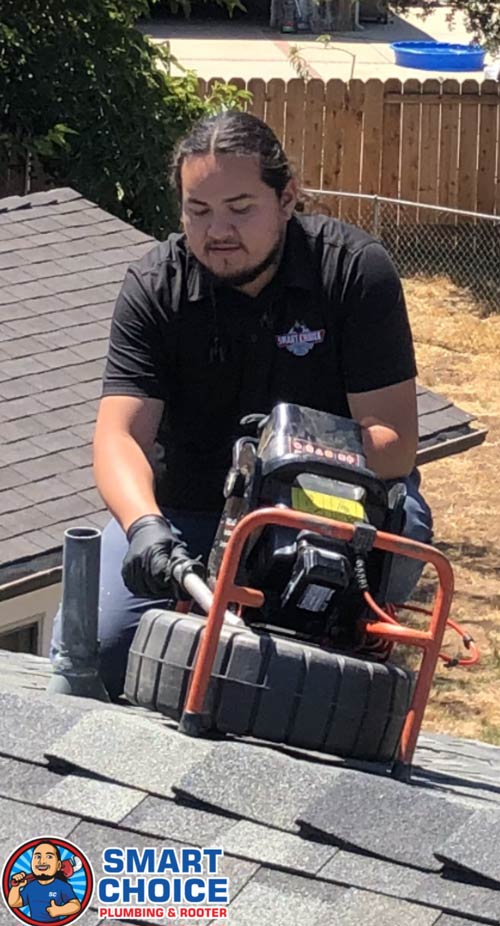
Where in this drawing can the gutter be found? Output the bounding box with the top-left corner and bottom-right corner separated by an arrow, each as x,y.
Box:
0,557 -> 63,603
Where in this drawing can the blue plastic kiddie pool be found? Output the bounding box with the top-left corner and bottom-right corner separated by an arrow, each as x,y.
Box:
391,41 -> 485,71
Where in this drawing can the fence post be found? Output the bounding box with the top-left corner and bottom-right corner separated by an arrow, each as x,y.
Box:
373,195 -> 381,240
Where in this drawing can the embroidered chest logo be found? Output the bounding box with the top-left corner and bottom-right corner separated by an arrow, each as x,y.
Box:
275,321 -> 325,357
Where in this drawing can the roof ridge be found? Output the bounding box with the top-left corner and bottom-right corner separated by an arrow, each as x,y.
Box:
0,187 -> 83,215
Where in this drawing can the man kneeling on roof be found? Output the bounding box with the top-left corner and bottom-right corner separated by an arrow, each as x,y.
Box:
50,111 -> 433,701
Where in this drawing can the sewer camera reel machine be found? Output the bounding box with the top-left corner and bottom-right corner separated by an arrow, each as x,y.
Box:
51,404 -> 478,782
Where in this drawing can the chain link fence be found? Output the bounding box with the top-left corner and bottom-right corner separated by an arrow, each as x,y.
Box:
300,189 -> 500,317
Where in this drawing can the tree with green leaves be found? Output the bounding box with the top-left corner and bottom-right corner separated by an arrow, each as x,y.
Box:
0,0 -> 249,239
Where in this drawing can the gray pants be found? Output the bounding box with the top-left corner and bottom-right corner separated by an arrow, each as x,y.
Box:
50,470 -> 432,700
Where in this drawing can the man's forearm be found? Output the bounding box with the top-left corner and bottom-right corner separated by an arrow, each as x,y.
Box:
360,421 -> 417,479
53,900 -> 81,916
93,433 -> 162,534
8,887 -> 22,908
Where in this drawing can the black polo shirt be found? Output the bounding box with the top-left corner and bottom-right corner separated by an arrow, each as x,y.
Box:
102,213 -> 417,512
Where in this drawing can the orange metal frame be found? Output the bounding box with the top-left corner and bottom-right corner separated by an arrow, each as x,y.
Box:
180,507 -> 454,773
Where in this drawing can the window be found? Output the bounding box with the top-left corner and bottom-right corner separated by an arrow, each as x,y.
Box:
0,622 -> 39,654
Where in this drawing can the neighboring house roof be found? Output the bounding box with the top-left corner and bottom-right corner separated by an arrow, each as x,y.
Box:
0,188 -> 155,588
0,188 -> 487,591
0,649 -> 499,926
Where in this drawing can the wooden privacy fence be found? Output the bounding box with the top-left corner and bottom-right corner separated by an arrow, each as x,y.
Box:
198,77 -> 500,218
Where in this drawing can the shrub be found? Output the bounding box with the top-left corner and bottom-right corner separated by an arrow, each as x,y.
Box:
0,0 -> 250,238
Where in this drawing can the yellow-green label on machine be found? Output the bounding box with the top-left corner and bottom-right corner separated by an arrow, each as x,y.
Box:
291,487 -> 366,524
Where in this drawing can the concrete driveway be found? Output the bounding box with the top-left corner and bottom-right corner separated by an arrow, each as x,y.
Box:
139,6 -> 493,84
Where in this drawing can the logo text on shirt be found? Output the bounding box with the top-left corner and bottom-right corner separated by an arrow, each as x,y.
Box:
275,322 -> 325,357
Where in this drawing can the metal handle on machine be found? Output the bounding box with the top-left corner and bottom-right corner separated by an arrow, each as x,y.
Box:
172,565 -> 244,627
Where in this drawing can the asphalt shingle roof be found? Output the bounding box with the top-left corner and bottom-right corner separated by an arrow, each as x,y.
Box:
0,650 -> 499,926
0,188 -> 155,584
0,187 -> 487,586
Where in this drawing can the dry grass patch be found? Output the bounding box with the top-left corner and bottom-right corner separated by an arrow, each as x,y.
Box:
397,276 -> 500,743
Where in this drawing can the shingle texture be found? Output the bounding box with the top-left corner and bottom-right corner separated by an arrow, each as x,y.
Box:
0,650 -> 499,926
0,188 -> 155,584
297,771 -> 474,871
435,808 -> 500,883
175,740 -> 340,830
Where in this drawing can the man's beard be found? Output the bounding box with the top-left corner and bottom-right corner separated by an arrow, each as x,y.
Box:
203,231 -> 285,288
35,874 -> 52,882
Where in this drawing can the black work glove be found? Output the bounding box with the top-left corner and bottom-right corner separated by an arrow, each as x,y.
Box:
121,514 -> 204,600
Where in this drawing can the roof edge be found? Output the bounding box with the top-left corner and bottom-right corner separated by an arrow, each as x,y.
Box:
0,550 -> 62,600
